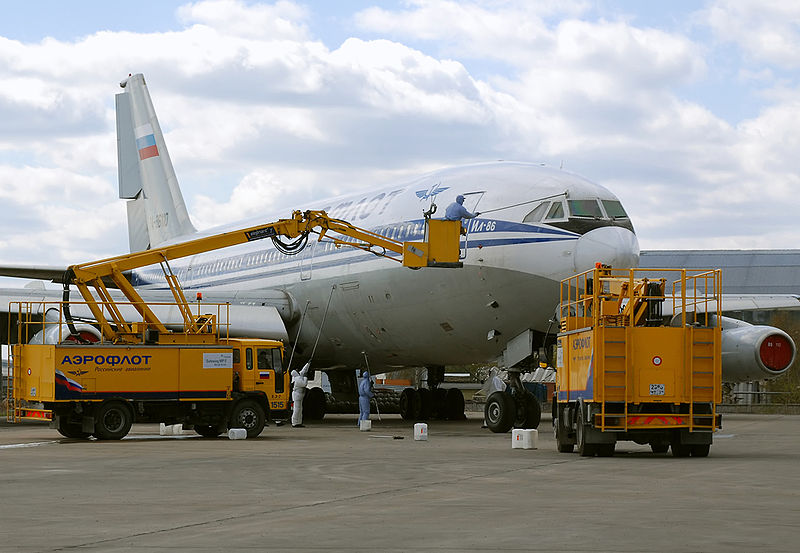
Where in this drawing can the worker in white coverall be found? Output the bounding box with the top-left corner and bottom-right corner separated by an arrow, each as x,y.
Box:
291,362 -> 310,428
358,370 -> 374,424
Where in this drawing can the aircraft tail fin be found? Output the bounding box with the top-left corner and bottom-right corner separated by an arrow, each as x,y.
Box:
116,73 -> 196,251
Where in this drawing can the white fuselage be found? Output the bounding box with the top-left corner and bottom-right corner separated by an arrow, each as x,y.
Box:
133,162 -> 640,370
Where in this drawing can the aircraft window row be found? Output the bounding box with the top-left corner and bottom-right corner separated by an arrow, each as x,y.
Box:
185,222 -> 427,278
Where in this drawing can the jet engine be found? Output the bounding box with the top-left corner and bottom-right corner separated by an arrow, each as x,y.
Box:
29,323 -> 101,344
715,315 -> 795,382
28,308 -> 102,344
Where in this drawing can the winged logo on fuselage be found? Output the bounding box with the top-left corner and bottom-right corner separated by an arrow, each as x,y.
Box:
415,183 -> 449,201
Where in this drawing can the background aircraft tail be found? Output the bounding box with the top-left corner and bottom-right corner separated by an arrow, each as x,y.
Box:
116,73 -> 196,251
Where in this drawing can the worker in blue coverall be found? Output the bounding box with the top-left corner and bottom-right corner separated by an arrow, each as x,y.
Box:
358,370 -> 374,424
444,195 -> 480,221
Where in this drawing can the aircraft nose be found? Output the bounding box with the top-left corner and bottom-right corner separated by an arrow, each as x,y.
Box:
573,226 -> 640,272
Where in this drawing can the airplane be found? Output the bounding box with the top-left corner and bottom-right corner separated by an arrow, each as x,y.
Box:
0,73 -> 795,429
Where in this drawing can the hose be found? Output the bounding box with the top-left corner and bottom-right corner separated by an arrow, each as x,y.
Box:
478,191 -> 568,215
61,269 -> 80,337
271,232 -> 309,255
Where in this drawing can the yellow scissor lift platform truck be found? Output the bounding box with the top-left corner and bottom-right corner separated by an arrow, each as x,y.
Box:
10,301 -> 290,439
7,210 -> 463,439
553,265 -> 722,457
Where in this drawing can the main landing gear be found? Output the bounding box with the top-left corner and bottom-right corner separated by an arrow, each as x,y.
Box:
484,370 -> 541,433
399,366 -> 466,421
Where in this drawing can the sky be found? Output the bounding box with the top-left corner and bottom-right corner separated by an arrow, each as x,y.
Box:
1,0 -> 799,284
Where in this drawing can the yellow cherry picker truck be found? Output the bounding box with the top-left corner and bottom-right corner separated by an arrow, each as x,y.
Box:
553,265 -> 723,457
8,210 -> 462,439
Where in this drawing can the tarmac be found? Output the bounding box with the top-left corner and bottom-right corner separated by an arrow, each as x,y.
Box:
0,413 -> 798,552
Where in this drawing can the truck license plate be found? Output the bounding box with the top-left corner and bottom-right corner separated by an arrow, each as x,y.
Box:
649,384 -> 665,396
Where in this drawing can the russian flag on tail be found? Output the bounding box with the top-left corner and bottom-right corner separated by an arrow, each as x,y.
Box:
135,123 -> 159,160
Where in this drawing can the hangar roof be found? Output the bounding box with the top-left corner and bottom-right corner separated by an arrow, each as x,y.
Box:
639,250 -> 800,295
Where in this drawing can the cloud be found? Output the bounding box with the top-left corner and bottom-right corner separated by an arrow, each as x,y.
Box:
704,0 -> 800,69
2,0 -> 800,277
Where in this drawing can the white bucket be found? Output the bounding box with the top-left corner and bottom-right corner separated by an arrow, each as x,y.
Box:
160,423 -> 184,436
228,428 -> 247,440
511,428 -> 538,449
359,419 -> 372,431
414,423 -> 428,441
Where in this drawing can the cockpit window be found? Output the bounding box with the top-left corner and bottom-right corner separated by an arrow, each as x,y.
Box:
545,201 -> 565,220
523,202 -> 550,223
602,200 -> 628,218
568,199 -> 603,218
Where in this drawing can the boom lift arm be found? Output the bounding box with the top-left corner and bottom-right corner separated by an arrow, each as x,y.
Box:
63,210 -> 462,343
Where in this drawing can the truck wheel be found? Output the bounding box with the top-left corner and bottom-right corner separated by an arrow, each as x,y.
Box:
690,444 -> 710,457
485,392 -> 514,433
93,401 -> 133,440
576,404 -> 596,457
57,419 -> 91,440
671,441 -> 691,457
555,417 -> 574,453
596,443 -> 615,457
650,442 -> 669,454
195,425 -> 222,438
229,399 -> 265,438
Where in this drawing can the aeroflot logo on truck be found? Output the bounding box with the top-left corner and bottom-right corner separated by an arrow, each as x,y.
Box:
572,337 -> 591,350
61,355 -> 153,369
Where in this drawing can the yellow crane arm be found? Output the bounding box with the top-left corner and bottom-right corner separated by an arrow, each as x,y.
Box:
64,210 -> 462,342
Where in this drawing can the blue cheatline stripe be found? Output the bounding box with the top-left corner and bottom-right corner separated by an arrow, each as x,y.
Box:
136,134 -> 156,150
132,231 -> 578,289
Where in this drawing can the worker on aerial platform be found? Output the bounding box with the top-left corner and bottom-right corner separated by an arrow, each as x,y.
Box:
291,362 -> 310,428
444,195 -> 480,221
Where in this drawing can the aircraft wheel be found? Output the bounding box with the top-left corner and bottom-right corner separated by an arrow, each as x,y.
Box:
417,388 -> 432,420
304,387 -> 326,420
229,399 -> 265,438
485,392 -> 514,433
690,444 -> 710,457
431,388 -> 448,419
446,388 -> 465,420
399,388 -> 420,421
93,401 -> 133,440
515,393 -> 541,429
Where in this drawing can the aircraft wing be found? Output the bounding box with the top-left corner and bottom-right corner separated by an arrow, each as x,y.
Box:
662,294 -> 800,315
0,265 -> 67,283
0,286 -> 292,344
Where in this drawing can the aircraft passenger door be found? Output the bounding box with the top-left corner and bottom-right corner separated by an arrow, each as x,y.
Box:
460,191 -> 485,259
299,240 -> 317,281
